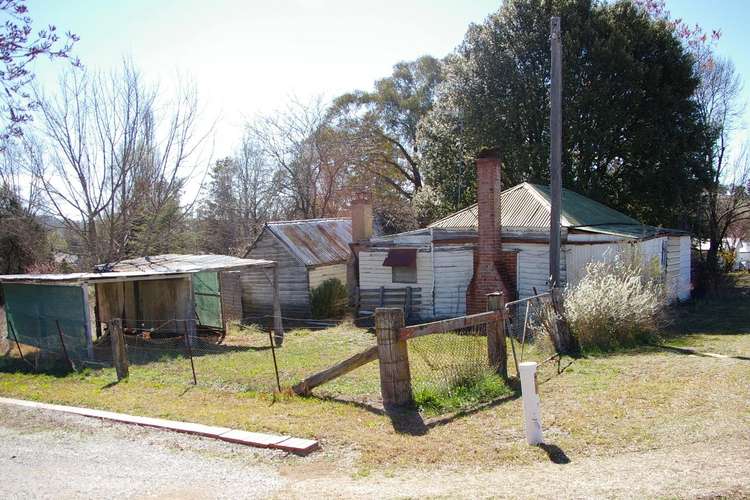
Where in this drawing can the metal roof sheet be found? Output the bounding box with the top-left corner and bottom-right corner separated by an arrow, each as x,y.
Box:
265,218 -> 352,267
0,254 -> 274,284
430,183 -> 642,231
97,254 -> 274,273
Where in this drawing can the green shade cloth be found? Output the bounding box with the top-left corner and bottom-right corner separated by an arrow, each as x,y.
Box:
3,283 -> 89,358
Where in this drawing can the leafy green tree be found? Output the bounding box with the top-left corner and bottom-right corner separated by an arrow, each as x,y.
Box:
331,56 -> 443,199
418,0 -> 709,228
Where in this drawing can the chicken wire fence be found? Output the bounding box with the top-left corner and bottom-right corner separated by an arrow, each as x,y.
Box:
104,318 -> 290,392
505,293 -> 557,346
407,322 -> 495,396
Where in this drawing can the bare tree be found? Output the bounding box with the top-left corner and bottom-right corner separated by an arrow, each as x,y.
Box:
33,62 -> 210,267
694,56 -> 748,273
236,132 -> 273,242
248,98 -> 350,220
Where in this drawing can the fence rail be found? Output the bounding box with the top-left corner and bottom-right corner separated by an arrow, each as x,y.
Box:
355,286 -> 422,319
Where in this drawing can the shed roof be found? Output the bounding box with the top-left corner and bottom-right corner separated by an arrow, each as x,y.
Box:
429,183 -> 685,239
258,218 -> 352,267
0,254 -> 274,284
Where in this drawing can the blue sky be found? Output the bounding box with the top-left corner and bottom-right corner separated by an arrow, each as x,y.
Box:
31,0 -> 750,170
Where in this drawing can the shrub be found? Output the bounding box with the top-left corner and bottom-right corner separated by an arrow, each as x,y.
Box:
719,248 -> 737,273
310,278 -> 349,319
413,368 -> 512,415
564,256 -> 665,352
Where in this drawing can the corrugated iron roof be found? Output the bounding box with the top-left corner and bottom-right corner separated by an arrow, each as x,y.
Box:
430,183 -> 641,230
265,218 -> 352,267
97,254 -> 274,273
0,254 -> 275,284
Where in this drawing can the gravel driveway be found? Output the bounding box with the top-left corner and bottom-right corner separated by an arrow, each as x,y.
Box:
1,402 -> 748,499
0,404 -> 285,499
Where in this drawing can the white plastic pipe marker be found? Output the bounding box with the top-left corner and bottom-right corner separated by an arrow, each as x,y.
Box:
519,361 -> 544,445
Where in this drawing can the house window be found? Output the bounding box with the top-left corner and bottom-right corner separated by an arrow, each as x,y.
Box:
382,249 -> 418,284
392,265 -> 417,284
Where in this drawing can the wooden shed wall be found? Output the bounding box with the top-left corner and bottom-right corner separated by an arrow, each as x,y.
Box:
96,277 -> 192,326
243,230 -> 311,317
308,263 -> 348,291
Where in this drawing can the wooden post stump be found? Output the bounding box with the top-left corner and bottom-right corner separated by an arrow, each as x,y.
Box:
375,307 -> 412,409
110,319 -> 129,380
486,292 -> 508,379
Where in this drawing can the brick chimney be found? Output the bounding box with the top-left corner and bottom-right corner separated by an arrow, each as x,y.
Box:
466,149 -> 511,314
350,191 -> 373,243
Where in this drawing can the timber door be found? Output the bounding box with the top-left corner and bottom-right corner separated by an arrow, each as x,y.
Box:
193,271 -> 223,328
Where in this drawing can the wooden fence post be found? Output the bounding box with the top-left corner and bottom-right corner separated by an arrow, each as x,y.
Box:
375,307 -> 412,409
272,264 -> 284,346
109,319 -> 129,381
487,292 -> 508,379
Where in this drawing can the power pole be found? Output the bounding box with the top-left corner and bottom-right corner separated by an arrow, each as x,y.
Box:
549,16 -> 562,288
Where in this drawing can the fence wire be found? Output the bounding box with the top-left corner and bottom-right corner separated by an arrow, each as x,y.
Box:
408,323 -> 493,397
99,319 -> 286,392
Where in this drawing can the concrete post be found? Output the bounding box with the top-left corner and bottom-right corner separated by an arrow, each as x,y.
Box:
519,361 -> 544,445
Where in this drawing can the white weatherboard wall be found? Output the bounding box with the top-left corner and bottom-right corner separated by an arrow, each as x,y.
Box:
666,237 -> 681,301
565,242 -> 622,289
678,236 -> 691,300
358,248 -> 433,318
433,246 -> 474,317
505,243 -> 566,299
308,263 -> 348,291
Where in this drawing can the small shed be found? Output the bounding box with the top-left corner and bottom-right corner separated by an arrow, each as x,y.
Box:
0,254 -> 281,360
243,219 -> 352,317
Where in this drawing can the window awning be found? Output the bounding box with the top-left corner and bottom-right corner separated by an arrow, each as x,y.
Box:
382,249 -> 417,267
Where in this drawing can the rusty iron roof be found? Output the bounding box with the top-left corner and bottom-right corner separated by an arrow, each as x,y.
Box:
265,218 -> 352,267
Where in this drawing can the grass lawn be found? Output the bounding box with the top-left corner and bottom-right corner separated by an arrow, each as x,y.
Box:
0,274 -> 748,473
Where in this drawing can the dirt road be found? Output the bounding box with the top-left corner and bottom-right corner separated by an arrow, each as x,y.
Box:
1,403 -> 747,499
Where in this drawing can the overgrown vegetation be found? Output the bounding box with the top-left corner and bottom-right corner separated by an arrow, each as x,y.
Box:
564,256 -> 665,352
413,369 -> 512,415
310,278 -> 348,319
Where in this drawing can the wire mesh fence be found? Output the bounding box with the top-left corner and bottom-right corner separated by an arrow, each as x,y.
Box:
408,322 -> 493,397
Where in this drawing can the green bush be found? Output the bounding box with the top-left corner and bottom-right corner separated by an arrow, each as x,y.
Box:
310,278 -> 349,319
413,368 -> 512,415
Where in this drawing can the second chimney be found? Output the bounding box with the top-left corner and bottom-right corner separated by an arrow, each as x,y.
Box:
351,191 -> 373,243
466,148 -> 510,314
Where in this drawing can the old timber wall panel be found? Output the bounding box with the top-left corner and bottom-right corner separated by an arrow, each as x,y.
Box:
308,263 -> 348,291
243,230 -> 311,317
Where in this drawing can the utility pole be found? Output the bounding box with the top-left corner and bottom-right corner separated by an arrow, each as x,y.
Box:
549,16 -> 562,287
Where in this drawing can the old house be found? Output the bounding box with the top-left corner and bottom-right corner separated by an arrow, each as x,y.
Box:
243,217 -> 356,317
356,152 -> 692,320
